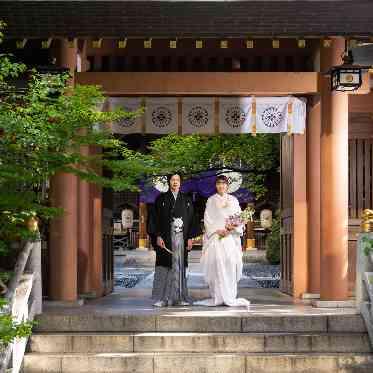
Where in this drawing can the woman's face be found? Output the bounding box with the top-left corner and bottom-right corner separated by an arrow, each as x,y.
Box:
216,180 -> 228,195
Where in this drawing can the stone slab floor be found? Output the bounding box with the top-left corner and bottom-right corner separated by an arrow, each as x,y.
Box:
43,287 -> 359,318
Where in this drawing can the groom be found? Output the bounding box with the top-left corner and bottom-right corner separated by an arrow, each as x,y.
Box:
148,173 -> 196,306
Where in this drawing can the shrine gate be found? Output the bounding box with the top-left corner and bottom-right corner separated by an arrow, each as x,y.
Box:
2,1 -> 373,304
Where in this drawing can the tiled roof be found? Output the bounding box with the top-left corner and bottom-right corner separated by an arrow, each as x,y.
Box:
1,1 -> 373,39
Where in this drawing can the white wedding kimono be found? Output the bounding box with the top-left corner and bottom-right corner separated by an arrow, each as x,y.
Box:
197,193 -> 250,307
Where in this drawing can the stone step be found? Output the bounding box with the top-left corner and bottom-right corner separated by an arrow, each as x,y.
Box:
29,332 -> 372,354
23,352 -> 373,373
34,313 -> 366,333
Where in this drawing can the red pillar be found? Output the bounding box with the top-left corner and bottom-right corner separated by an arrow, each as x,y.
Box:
320,38 -> 349,301
307,97 -> 321,294
90,146 -> 103,297
49,40 -> 78,301
292,134 -> 308,298
76,41 -> 93,295
49,173 -> 78,301
78,144 -> 92,295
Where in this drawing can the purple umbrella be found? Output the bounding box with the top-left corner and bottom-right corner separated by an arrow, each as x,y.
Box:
139,171 -> 254,204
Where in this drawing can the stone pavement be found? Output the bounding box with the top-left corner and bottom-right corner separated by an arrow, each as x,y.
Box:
40,287 -> 359,317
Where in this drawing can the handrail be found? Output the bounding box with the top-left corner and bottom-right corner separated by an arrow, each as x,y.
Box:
5,241 -> 34,311
356,231 -> 373,349
0,238 -> 42,373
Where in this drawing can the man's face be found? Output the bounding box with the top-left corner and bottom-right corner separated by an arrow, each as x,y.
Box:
169,175 -> 181,191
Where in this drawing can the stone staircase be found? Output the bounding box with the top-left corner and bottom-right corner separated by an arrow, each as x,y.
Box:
23,312 -> 373,372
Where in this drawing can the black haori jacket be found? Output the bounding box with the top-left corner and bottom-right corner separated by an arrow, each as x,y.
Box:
148,191 -> 195,268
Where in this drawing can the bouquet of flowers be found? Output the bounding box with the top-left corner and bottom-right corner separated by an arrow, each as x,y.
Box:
218,206 -> 255,239
226,206 -> 255,228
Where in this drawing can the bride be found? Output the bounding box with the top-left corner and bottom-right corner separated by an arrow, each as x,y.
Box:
196,175 -> 250,307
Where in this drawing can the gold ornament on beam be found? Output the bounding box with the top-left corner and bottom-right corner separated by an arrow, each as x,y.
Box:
16,39 -> 27,49
246,39 -> 254,49
361,209 -> 373,233
67,38 -> 76,48
41,38 -> 53,49
323,38 -> 332,48
92,38 -> 103,48
298,38 -> 306,48
118,38 -> 128,49
220,39 -> 228,49
144,38 -> 152,49
195,39 -> 203,49
169,38 -> 177,49
349,39 -> 358,49
272,39 -> 280,49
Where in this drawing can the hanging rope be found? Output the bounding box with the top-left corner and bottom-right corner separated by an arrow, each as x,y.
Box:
251,96 -> 257,136
287,96 -> 294,136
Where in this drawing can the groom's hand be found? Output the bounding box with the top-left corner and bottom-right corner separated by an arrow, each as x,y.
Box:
157,236 -> 165,249
187,239 -> 193,251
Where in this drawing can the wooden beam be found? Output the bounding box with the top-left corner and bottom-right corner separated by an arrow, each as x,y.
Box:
76,72 -> 320,96
349,71 -> 370,95
350,92 -> 373,113
360,72 -> 370,94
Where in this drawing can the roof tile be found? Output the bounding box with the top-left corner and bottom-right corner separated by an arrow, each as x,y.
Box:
1,1 -> 373,38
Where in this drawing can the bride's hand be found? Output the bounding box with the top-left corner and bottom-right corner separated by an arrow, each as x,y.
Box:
216,229 -> 228,237
225,223 -> 235,231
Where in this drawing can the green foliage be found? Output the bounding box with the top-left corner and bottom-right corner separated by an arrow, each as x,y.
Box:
0,73 -> 150,250
361,236 -> 373,257
0,22 -> 151,348
266,217 -> 280,265
147,133 -> 279,199
0,299 -> 34,347
0,271 -> 11,284
0,26 -> 153,254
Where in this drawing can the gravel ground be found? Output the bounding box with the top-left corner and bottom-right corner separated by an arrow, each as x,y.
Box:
114,268 -> 152,288
243,263 -> 280,288
114,263 -> 280,289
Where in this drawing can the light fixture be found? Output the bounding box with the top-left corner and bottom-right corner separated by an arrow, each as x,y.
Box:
328,41 -> 369,92
272,39 -> 280,49
118,38 -> 127,49
92,38 -> 102,48
169,38 -> 177,49
246,39 -> 254,49
195,39 -> 203,49
220,39 -> 228,49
